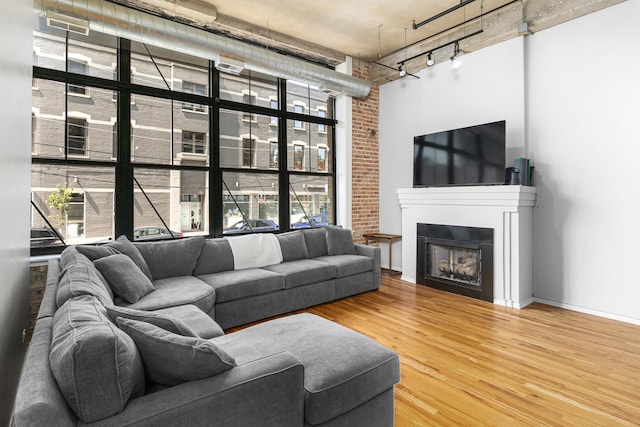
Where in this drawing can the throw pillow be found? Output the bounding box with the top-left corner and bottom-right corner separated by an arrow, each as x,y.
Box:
105,305 -> 198,337
50,296 -> 145,422
133,236 -> 205,280
77,235 -> 153,281
302,228 -> 328,258
94,254 -> 155,304
326,226 -> 358,256
276,231 -> 309,262
116,317 -> 236,386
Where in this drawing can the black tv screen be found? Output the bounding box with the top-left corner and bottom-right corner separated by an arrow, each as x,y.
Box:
413,120 -> 506,187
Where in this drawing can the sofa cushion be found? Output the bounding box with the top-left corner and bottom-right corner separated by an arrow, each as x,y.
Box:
262,259 -> 336,289
314,254 -> 373,278
215,313 -> 400,426
134,236 -> 205,280
105,304 -> 199,337
325,226 -> 357,256
197,269 -> 284,303
193,238 -> 234,275
50,296 -> 145,423
56,264 -> 114,308
76,235 -> 153,281
276,231 -> 309,261
154,305 -> 225,339
59,246 -> 95,272
302,228 -> 328,258
95,254 -> 155,303
225,234 -> 282,270
117,317 -> 235,386
122,276 -> 215,315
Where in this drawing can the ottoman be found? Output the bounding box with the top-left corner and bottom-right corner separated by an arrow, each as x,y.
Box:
214,313 -> 400,427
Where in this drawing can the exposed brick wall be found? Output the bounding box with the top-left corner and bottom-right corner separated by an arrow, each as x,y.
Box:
351,62 -> 380,243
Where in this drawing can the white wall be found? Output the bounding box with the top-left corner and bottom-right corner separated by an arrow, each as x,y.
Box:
379,36 -> 526,272
527,1 -> 640,322
0,0 -> 33,422
379,1 -> 640,323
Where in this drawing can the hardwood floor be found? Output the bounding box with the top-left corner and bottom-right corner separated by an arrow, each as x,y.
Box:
298,275 -> 640,426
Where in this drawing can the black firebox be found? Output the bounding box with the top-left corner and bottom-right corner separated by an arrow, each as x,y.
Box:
416,223 -> 493,302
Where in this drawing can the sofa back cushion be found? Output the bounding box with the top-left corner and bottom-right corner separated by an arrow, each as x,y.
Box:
76,235 -> 153,281
326,226 -> 357,256
56,264 -> 114,308
50,296 -> 145,423
94,254 -> 155,303
277,231 -> 309,262
117,317 -> 235,386
134,236 -> 205,280
193,238 -> 234,275
302,228 -> 328,258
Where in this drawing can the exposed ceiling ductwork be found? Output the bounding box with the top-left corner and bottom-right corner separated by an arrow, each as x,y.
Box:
32,0 -> 371,98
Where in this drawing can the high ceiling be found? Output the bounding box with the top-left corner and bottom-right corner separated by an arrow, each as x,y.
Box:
116,0 -> 624,84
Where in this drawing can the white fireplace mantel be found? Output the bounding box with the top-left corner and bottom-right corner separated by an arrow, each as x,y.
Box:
397,186 -> 537,308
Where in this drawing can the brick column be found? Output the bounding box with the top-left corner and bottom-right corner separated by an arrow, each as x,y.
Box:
351,62 -> 379,243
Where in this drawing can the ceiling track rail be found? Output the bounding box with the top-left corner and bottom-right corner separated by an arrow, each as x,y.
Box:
412,0 -> 477,30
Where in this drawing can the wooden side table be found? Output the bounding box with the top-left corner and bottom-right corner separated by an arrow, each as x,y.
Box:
363,233 -> 402,276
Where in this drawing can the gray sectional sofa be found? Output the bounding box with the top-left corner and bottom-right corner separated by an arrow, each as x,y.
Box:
13,227 -> 400,426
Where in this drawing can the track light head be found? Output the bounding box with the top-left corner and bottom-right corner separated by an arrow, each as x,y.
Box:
426,52 -> 435,67
399,64 -> 406,77
450,42 -> 461,69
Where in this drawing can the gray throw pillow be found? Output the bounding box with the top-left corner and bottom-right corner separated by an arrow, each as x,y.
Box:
116,317 -> 235,386
134,236 -> 205,280
77,235 -> 153,281
276,231 -> 309,262
303,228 -> 328,258
94,254 -> 155,304
105,305 -> 198,337
326,226 -> 357,256
50,296 -> 145,422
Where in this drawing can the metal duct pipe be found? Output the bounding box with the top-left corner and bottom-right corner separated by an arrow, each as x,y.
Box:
33,0 -> 371,98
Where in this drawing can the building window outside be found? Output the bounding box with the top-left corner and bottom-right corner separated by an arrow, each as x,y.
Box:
242,138 -> 256,167
270,141 -> 279,168
317,108 -> 326,133
182,81 -> 206,112
67,193 -> 85,238
294,144 -> 304,170
318,146 -> 327,171
31,20 -> 336,253
293,104 -> 305,129
68,60 -> 87,95
182,131 -> 206,154
68,118 -> 87,156
270,99 -> 278,125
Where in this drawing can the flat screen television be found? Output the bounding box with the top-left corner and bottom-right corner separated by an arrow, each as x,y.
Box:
413,120 -> 506,187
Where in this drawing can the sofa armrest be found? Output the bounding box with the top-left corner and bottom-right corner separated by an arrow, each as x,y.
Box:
85,352 -> 305,427
355,243 -> 381,288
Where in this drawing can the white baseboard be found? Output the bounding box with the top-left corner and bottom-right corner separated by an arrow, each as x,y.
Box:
533,297 -> 640,326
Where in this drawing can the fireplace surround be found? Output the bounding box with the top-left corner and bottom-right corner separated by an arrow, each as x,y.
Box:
398,186 -> 536,308
417,223 -> 493,302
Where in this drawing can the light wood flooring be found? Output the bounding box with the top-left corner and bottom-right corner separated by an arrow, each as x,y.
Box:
296,273 -> 640,426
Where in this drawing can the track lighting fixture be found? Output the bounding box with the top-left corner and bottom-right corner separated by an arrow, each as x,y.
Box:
450,42 -> 461,69
399,64 -> 406,77
426,52 -> 435,67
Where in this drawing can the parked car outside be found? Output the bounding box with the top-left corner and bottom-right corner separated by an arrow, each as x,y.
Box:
134,226 -> 183,241
290,214 -> 329,229
223,219 -> 279,235
30,227 -> 63,247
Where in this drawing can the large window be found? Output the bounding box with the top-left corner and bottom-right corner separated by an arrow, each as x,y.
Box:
31,15 -> 336,253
